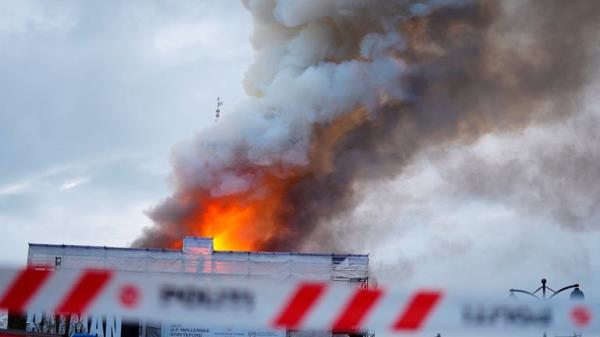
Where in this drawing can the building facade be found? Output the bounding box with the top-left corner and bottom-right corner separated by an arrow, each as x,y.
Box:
21,237 -> 369,337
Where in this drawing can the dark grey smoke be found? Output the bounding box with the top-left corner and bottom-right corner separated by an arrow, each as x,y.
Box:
134,0 -> 600,252
439,106 -> 600,231
270,0 -> 600,252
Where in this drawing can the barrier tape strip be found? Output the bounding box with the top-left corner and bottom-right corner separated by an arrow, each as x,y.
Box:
0,267 -> 597,334
55,269 -> 112,315
272,282 -> 326,329
0,268 -> 51,312
393,291 -> 442,331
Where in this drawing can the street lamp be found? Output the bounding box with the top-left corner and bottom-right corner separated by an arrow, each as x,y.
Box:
510,279 -> 584,337
509,278 -> 584,300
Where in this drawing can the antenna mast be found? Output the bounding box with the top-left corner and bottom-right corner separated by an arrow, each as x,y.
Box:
215,97 -> 223,122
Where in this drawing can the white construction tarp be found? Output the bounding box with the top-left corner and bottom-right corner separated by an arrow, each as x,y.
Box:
27,237 -> 368,282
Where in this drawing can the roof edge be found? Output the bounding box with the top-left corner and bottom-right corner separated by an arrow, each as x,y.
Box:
27,242 -> 368,257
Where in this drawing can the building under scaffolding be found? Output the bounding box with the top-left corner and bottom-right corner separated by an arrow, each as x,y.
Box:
19,237 -> 370,337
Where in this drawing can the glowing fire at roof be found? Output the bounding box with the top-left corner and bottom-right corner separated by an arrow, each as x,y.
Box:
168,169 -> 304,252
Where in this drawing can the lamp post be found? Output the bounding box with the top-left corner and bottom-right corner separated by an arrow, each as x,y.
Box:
509,279 -> 584,337
509,278 -> 584,301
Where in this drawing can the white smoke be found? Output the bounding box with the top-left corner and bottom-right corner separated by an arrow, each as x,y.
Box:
170,0 -> 437,197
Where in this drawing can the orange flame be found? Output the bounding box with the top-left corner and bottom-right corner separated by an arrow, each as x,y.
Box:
170,168 -> 304,251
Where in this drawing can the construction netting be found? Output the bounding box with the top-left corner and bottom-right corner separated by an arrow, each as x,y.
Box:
27,237 -> 369,283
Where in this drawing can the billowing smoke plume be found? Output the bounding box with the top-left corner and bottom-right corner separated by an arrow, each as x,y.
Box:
133,0 -> 600,252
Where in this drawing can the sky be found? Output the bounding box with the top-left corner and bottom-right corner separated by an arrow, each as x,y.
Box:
1,0 -> 599,299
0,1 -> 253,265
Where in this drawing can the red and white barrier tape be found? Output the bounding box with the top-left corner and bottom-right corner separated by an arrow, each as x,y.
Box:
0,267 -> 597,334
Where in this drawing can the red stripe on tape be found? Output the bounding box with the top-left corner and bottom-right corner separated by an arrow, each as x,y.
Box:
55,269 -> 112,315
392,290 -> 442,331
0,267 -> 52,312
332,288 -> 383,332
272,282 -> 326,329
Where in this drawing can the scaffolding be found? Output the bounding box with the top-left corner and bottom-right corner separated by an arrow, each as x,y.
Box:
24,237 -> 370,337
28,237 -> 369,284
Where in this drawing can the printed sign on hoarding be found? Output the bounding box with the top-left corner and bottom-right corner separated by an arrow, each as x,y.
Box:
161,324 -> 285,337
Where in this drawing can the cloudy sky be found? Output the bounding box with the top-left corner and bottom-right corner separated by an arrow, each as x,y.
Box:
0,1 -> 252,265
1,0 -> 600,299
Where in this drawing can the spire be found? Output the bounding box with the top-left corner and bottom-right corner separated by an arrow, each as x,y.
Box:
215,97 -> 223,122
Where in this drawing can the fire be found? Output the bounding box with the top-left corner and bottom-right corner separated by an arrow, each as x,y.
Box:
196,199 -> 259,251
164,111 -> 369,252
170,168 -> 304,251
